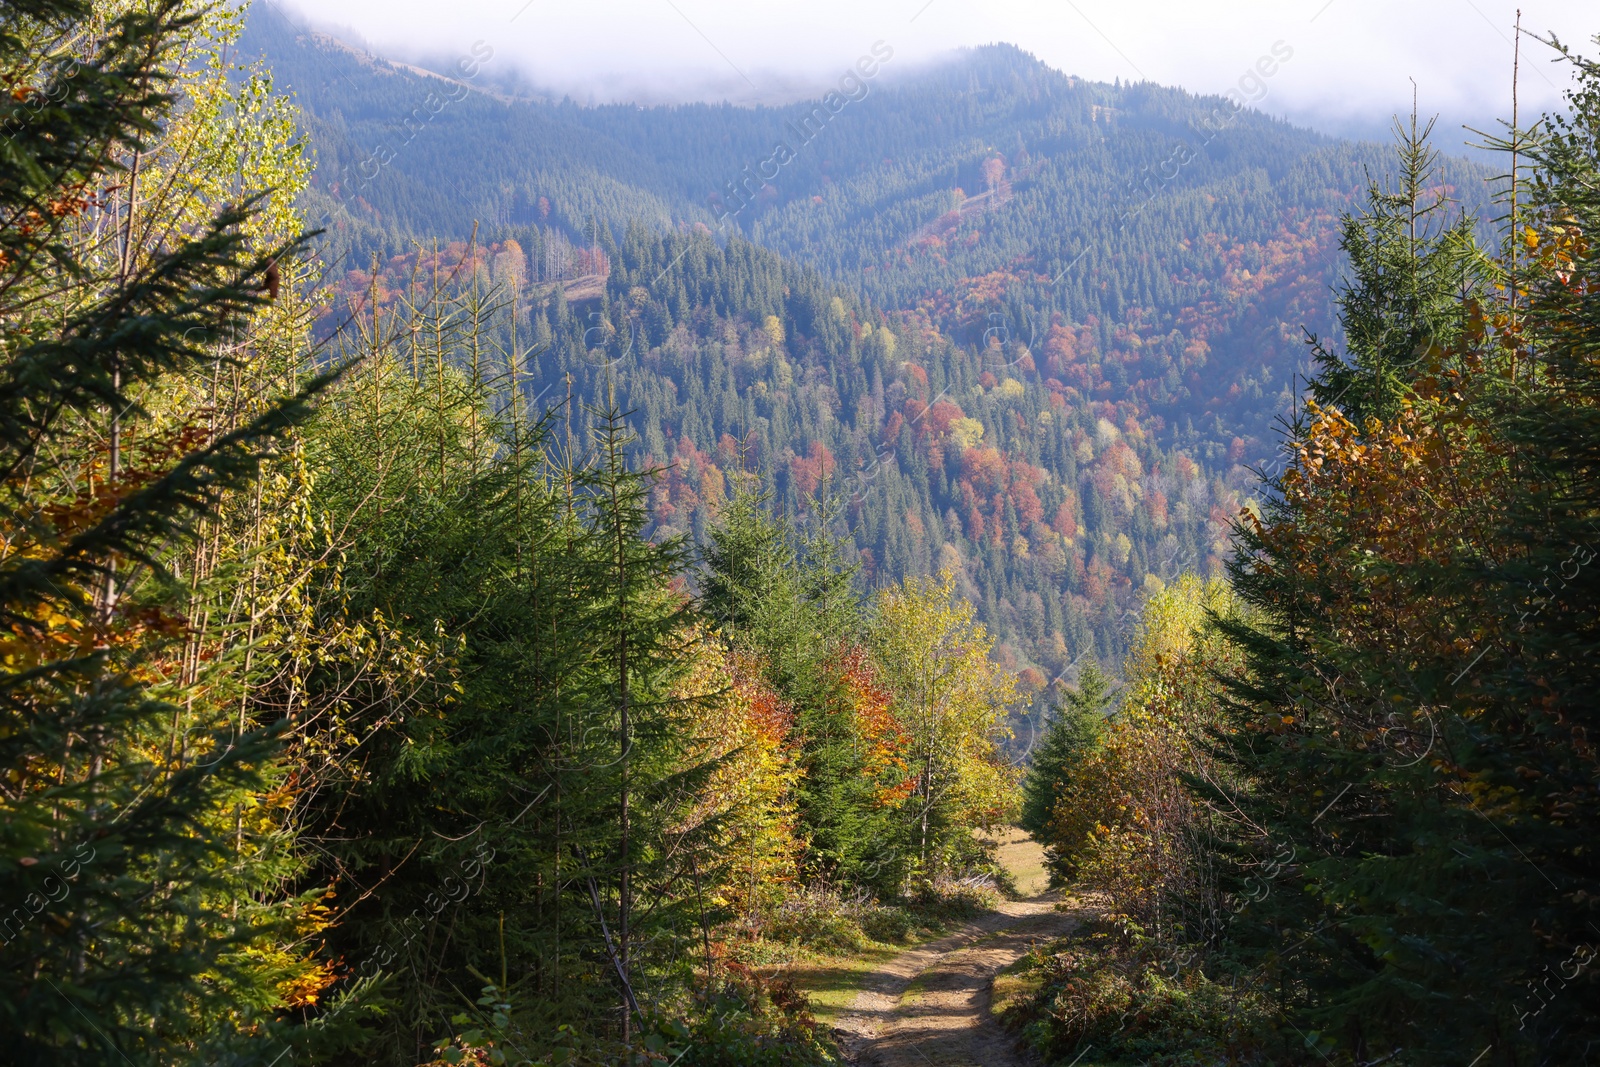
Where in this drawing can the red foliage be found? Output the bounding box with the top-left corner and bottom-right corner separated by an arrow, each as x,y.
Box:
1012,482 -> 1044,527
961,446 -> 1006,492
929,399 -> 965,430
788,441 -> 837,497
832,646 -> 913,805
1053,500 -> 1078,539
728,653 -> 795,748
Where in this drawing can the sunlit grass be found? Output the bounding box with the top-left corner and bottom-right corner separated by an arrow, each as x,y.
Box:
779,825 -> 1055,1026
985,825 -> 1051,898
780,940 -> 913,1027
990,954 -> 1044,1019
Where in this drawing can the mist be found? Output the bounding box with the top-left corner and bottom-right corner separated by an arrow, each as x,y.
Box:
269,0 -> 1592,150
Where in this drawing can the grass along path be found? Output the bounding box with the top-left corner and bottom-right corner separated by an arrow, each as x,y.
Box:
777,941 -> 915,1029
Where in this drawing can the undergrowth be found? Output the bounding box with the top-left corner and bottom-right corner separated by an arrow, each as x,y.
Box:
422,967 -> 843,1067
999,918 -> 1318,1066
731,873 -> 1004,960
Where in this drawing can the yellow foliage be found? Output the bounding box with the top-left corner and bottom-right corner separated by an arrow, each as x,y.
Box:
1049,576 -> 1245,930
949,417 -> 986,449
762,314 -> 786,347
676,630 -> 802,920
874,570 -> 1019,864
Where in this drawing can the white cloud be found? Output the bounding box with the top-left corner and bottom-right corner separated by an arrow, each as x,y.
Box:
273,0 -> 1592,140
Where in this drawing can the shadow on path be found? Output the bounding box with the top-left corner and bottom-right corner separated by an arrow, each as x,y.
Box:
834,833 -> 1086,1067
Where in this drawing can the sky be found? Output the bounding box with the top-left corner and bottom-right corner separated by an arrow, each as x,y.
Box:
277,0 -> 1595,148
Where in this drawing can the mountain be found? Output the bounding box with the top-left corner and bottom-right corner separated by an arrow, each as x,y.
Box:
238,3 -> 1499,682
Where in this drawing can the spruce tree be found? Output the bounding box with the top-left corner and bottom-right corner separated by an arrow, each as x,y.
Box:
1211,75 -> 1600,1063
1019,662 -> 1109,840
0,0 -> 327,1061
1309,110 -> 1485,424
701,476 -> 792,635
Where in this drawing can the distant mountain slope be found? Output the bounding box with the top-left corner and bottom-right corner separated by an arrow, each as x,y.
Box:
243,5 -> 1495,449
240,3 -> 1503,680
241,3 -> 704,245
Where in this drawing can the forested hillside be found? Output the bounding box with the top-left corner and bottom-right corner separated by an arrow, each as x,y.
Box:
3,2 -> 1020,1062
239,3 -> 1498,675
7,0 -> 1600,1065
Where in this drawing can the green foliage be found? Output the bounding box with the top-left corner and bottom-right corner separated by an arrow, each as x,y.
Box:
1197,46 -> 1600,1065
701,478 -> 792,634
760,889 -> 885,955
1019,662 -> 1110,840
701,485 -> 899,891
0,0 -> 331,1062
282,266 -> 726,1058
641,968 -> 844,1067
424,975 -> 843,1067
1003,919 -> 1310,1067
1308,112 -> 1487,423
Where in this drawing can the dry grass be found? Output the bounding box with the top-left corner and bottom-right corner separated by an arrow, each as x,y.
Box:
985,826 -> 1051,898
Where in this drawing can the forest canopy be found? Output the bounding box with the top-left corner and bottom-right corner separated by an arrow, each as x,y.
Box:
4,1 -> 1598,1065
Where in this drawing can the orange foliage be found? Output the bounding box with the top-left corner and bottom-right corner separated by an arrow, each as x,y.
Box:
788,441 -> 837,497
832,645 -> 913,805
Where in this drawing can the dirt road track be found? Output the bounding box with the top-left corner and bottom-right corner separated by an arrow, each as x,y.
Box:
833,838 -> 1082,1067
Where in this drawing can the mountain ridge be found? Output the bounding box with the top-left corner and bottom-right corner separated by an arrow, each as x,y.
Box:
242,3 -> 1502,684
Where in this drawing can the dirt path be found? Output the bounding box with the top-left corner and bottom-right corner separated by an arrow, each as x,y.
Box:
833,832 -> 1083,1067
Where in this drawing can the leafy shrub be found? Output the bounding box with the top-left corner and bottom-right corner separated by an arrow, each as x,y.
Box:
761,886 -> 875,953
640,963 -> 842,1067
908,871 -> 1003,919
857,905 -> 915,944
759,884 -> 922,951
423,973 -> 842,1067
1001,920 -> 1313,1066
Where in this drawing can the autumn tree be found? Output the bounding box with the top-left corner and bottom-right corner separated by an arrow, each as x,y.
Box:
1042,577 -> 1243,938
1209,55 -> 1600,1063
0,0 -> 335,1060
1019,663 -> 1109,856
871,570 -> 1017,877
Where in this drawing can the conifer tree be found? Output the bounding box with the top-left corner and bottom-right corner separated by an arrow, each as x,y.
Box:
1019,662 -> 1109,841
0,0 -> 328,1061
583,391 -> 704,1039
701,476 -> 792,635
1211,62 -> 1600,1063
1309,110 -> 1486,423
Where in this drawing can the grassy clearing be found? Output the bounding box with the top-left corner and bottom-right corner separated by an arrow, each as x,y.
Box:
977,825 -> 1051,898
992,828 -> 1051,897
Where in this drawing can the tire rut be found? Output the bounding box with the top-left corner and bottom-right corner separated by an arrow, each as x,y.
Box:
833,848 -> 1082,1067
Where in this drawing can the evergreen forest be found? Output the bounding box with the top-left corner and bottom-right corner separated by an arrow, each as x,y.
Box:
2,0 -> 1598,1065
